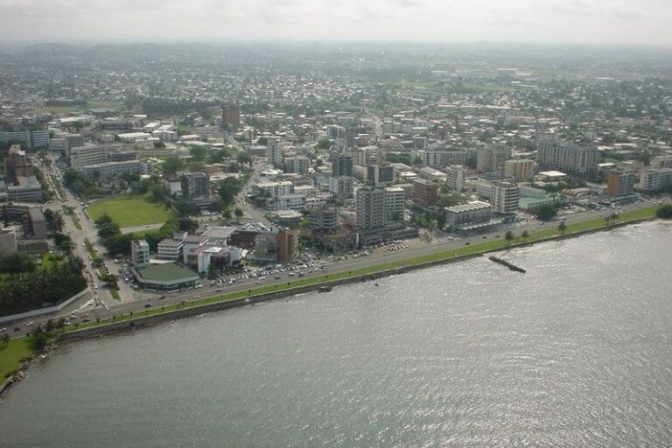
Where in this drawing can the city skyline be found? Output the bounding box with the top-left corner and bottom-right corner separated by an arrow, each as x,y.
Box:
0,0 -> 671,46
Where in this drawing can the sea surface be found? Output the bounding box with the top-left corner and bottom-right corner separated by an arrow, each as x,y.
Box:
1,223 -> 672,448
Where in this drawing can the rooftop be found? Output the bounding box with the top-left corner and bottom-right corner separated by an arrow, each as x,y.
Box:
136,263 -> 198,282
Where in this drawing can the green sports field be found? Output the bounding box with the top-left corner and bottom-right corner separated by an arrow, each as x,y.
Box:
87,195 -> 174,228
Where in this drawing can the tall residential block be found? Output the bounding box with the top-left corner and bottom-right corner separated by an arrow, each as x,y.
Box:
446,165 -> 465,191
476,146 -> 512,173
180,172 -> 210,199
537,139 -> 599,175
606,170 -> 633,196
490,181 -> 519,214
333,154 -> 353,177
267,137 -> 282,166
638,168 -> 672,192
504,159 -> 536,182
221,102 -> 241,128
385,187 -> 406,223
356,187 -> 386,230
367,164 -> 394,187
412,178 -> 439,206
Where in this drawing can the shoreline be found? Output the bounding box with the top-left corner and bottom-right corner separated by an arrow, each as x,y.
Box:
0,212 -> 662,399
57,214 -> 658,343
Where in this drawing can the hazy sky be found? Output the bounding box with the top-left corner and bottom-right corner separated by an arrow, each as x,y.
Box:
1,0 -> 671,45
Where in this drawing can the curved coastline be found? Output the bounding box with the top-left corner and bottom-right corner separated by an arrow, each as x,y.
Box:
0,212 -> 662,398
57,215 -> 658,343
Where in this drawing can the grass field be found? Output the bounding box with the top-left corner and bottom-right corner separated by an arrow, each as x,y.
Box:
0,338 -> 31,380
88,195 -> 174,228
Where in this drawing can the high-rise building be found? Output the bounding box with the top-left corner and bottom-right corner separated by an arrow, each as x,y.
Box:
285,156 -> 311,174
333,154 -> 353,177
329,176 -> 354,199
504,159 -> 536,182
490,181 -> 520,214
412,178 -> 439,206
0,227 -> 18,254
180,172 -> 210,199
309,206 -> 338,231
638,168 -> 672,192
356,187 -> 386,230
446,165 -> 465,191
267,137 -> 282,166
0,130 -> 49,150
367,164 -> 394,187
537,139 -> 599,175
4,144 -> 32,184
385,187 -> 406,223
606,170 -> 633,196
131,239 -> 150,268
652,155 -> 672,169
221,102 -> 240,129
476,146 -> 512,173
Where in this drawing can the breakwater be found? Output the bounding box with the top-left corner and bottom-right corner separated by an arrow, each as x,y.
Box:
489,256 -> 526,273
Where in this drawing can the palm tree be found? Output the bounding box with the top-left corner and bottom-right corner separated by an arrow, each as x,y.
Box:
558,221 -> 567,236
521,230 -> 530,241
504,230 -> 515,244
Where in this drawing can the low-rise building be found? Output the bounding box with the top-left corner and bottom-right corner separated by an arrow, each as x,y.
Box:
446,201 -> 492,227
131,239 -> 150,268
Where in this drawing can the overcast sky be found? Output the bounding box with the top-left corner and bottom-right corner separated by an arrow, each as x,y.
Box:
0,0 -> 671,45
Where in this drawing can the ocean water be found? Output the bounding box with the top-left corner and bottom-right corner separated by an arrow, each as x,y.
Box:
1,222 -> 672,448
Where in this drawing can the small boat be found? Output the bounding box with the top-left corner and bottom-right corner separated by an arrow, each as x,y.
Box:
318,286 -> 332,293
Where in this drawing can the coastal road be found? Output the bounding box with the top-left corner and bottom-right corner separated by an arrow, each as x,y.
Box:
8,195 -> 667,334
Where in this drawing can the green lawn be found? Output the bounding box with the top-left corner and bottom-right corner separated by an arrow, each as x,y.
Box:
88,195 -> 174,228
0,338 -> 32,380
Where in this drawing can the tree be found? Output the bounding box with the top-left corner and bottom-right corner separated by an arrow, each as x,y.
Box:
237,152 -> 252,165
207,262 -> 220,280
315,139 -> 332,150
257,137 -> 269,146
504,230 -> 515,244
521,230 -> 530,241
221,207 -> 233,221
27,326 -> 49,354
178,217 -> 199,233
656,203 -> 672,219
0,333 -> 9,350
217,177 -> 242,206
535,204 -> 558,221
153,141 -> 166,149
163,156 -> 185,175
234,208 -> 244,220
189,146 -> 207,161
558,221 -> 567,236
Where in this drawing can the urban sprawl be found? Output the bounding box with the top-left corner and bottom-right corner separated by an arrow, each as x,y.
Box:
1,43 -> 672,335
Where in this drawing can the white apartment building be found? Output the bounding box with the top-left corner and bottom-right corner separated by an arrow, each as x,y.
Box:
638,168 -> 672,192
70,144 -> 124,168
255,181 -> 294,198
385,187 -> 406,223
267,137 -> 282,166
266,194 -> 306,211
446,165 -> 465,191
329,176 -> 354,199
537,139 -> 599,174
504,159 -> 536,182
490,181 -> 520,214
